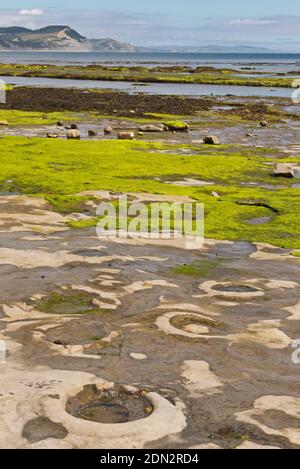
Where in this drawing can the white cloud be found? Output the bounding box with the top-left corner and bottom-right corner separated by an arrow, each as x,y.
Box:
19,9 -> 44,16
0,9 -> 299,50
229,19 -> 276,26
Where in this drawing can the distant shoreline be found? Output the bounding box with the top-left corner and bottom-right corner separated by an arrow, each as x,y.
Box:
0,50 -> 299,55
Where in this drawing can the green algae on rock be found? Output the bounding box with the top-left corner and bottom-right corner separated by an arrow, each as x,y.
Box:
35,291 -> 103,316
163,121 -> 189,132
0,110 -> 76,126
0,63 -> 293,88
0,136 -> 299,249
172,259 -> 222,277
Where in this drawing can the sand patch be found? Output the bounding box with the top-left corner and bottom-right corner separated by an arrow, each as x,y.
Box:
181,361 -> 224,394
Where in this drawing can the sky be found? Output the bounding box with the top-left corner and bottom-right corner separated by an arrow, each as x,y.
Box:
1,1 -> 300,50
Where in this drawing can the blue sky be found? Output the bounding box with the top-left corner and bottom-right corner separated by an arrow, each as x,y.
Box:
3,0 -> 300,16
1,1 -> 300,50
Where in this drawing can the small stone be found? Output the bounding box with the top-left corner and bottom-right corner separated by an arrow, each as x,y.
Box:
130,352 -> 147,360
47,133 -> 58,139
138,125 -> 165,133
57,121 -> 64,127
260,121 -> 267,127
144,407 -> 153,415
129,110 -> 136,115
203,135 -> 220,145
273,163 -> 294,178
104,126 -> 113,135
0,120 -> 8,125
67,129 -> 81,140
88,130 -> 97,137
70,123 -> 78,130
138,132 -> 144,136
118,131 -> 135,140
122,385 -> 139,393
212,191 -> 220,198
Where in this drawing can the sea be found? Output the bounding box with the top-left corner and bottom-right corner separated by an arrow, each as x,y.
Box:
1,51 -> 300,69
1,51 -> 300,98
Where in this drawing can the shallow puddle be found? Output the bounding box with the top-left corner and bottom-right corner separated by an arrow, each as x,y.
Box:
0,191 -> 21,196
245,216 -> 273,225
164,178 -> 214,187
66,385 -> 152,424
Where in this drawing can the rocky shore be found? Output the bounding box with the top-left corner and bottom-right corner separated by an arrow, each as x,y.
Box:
0,82 -> 300,449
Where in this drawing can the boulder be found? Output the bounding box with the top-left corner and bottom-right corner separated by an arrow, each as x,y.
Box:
273,163 -> 294,178
163,121 -> 189,132
67,129 -> 81,140
138,124 -> 165,133
118,131 -> 135,140
88,130 -> 97,137
0,120 -> 8,126
203,135 -> 220,145
104,126 -> 113,135
47,133 -> 58,139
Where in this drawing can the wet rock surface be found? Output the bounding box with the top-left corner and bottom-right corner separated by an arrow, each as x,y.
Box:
0,194 -> 300,449
0,87 -> 300,449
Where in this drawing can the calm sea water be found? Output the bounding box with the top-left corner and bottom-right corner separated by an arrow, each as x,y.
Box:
1,51 -> 299,98
1,75 -> 294,98
1,51 -> 300,71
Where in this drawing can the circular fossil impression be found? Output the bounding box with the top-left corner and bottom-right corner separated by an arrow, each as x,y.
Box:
211,284 -> 258,294
156,311 -> 219,339
170,313 -> 216,335
44,319 -> 110,347
66,384 -> 153,424
200,281 -> 264,299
